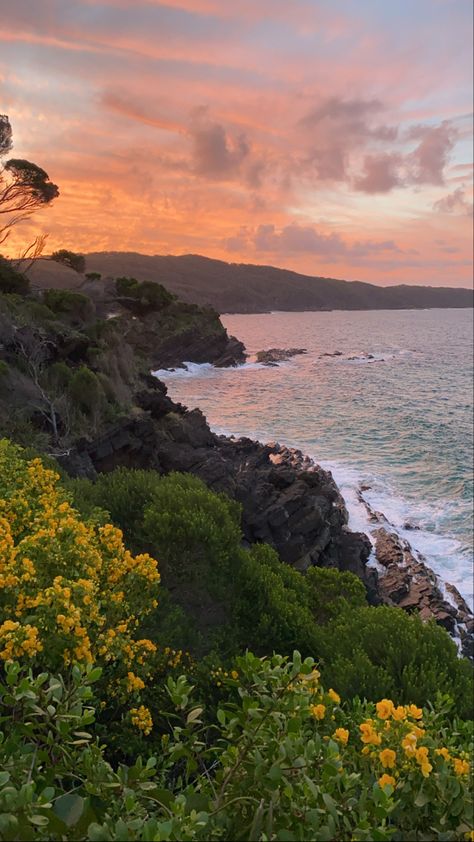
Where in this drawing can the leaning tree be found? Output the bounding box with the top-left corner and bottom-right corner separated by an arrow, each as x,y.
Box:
0,114 -> 59,247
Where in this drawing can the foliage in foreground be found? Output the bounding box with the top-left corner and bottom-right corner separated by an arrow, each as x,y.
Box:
0,655 -> 472,842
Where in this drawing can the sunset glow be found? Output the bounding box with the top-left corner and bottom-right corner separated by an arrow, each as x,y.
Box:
1,0 -> 473,285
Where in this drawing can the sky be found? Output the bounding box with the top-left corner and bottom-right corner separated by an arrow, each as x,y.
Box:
0,0 -> 473,286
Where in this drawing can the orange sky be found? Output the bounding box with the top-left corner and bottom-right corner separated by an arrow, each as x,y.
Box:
1,0 -> 473,286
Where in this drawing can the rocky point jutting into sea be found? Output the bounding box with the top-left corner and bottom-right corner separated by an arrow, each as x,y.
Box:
58,370 -> 473,661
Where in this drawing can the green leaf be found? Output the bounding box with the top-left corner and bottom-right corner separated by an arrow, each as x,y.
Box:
414,789 -> 430,808
29,814 -> 50,827
54,793 -> 85,827
186,707 -> 203,724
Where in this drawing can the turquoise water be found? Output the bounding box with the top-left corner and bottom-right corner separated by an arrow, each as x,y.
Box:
155,308 -> 474,606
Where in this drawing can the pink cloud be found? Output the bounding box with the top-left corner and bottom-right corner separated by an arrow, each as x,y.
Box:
433,187 -> 473,215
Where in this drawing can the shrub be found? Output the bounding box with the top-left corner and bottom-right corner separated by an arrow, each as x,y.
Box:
85,271 -> 101,281
0,440 -> 161,707
0,258 -> 29,295
317,605 -> 474,718
115,276 -> 139,297
2,653 -> 471,841
115,276 -> 174,311
68,467 -> 163,548
67,365 -> 103,417
142,472 -> 242,592
234,543 -> 320,655
42,289 -> 93,323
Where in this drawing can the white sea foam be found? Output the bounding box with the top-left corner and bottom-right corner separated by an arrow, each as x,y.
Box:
318,458 -> 473,608
153,360 -> 272,379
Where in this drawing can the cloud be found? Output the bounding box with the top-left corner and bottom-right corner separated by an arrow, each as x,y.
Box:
353,152 -> 403,193
299,96 -> 399,182
433,186 -> 473,215
407,121 -> 457,185
189,110 -> 249,179
226,223 -> 402,262
101,90 -> 183,133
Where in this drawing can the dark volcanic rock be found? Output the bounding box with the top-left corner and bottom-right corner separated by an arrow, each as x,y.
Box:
371,524 -> 471,650
59,378 -> 372,589
256,348 -> 307,365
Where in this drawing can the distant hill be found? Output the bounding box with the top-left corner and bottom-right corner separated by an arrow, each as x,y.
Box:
29,252 -> 473,313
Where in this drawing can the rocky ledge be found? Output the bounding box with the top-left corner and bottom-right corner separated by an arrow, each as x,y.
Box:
256,348 -> 307,366
57,375 -> 472,658
357,491 -> 473,660
58,375 -> 374,594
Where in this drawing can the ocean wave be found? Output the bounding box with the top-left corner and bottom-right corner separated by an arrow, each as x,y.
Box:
318,458 -> 473,608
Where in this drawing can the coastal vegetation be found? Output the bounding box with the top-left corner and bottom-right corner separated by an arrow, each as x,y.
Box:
0,441 -> 472,840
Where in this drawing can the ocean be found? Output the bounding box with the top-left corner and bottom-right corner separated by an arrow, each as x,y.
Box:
154,308 -> 474,608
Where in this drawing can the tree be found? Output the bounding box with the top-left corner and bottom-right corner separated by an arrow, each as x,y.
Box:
9,324 -> 69,445
50,249 -> 86,273
0,115 -> 59,246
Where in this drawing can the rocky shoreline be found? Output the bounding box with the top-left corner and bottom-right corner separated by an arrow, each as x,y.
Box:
57,372 -> 473,660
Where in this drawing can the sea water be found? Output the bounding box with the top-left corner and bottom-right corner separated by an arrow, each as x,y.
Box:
153,308 -> 474,607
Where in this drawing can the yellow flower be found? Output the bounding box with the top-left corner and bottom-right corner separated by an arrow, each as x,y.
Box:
231,670 -> 239,680
333,728 -> 349,745
415,746 -> 432,777
376,699 -> 394,720
130,705 -> 153,735
328,688 -> 341,704
378,774 -> 396,789
126,671 -> 145,692
401,732 -> 417,757
453,758 -> 470,776
379,749 -> 397,769
311,704 -> 326,720
407,704 -> 423,720
360,722 -> 382,745
392,705 -> 406,721
435,747 -> 451,761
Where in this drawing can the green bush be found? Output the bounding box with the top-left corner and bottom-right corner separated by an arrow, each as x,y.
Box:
0,258 -> 29,295
67,365 -> 103,417
317,605 -> 474,718
1,655 -> 471,841
115,276 -> 174,311
42,289 -> 93,322
234,543 -> 319,655
142,472 -> 242,591
69,467 -> 162,547
67,466 -> 474,716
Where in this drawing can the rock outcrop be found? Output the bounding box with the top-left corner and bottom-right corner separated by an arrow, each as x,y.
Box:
54,377 -> 472,660
256,348 -> 307,366
367,518 -> 473,660
58,376 -> 374,593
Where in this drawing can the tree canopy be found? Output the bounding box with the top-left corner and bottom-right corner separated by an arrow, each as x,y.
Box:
0,115 -> 59,246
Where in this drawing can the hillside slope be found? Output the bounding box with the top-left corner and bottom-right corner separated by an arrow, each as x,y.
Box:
29,253 -> 474,313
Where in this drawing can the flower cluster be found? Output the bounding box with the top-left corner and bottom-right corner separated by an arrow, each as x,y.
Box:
0,441 -> 161,721
130,705 -> 153,735
355,698 -> 472,790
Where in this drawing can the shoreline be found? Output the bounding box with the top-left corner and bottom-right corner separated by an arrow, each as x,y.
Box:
155,363 -> 473,658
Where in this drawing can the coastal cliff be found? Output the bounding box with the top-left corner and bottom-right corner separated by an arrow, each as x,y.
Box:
58,373 -> 473,658
1,261 -> 472,658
